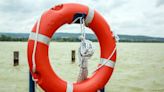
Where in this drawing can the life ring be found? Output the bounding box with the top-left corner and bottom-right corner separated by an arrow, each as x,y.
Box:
28,3 -> 117,92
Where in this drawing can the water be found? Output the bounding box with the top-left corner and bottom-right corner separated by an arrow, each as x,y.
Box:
0,42 -> 164,92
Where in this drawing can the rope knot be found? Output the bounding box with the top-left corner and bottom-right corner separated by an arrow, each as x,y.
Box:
78,39 -> 94,68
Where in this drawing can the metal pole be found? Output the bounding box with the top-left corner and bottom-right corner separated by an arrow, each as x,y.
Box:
98,88 -> 105,92
29,71 -> 35,92
100,88 -> 105,92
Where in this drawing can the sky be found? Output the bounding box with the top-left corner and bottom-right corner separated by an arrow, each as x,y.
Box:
0,0 -> 164,37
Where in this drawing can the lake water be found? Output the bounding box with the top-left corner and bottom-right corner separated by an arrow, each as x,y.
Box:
0,42 -> 164,92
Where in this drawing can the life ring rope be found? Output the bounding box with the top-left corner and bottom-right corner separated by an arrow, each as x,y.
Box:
31,15 -> 42,74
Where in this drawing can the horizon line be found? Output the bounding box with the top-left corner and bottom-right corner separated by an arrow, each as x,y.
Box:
0,32 -> 164,38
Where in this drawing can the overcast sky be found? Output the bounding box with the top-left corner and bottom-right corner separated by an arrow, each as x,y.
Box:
0,0 -> 164,37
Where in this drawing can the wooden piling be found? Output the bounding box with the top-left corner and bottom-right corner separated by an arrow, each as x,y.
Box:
13,51 -> 19,66
71,50 -> 76,63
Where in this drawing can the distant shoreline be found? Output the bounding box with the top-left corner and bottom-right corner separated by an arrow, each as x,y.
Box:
0,33 -> 164,42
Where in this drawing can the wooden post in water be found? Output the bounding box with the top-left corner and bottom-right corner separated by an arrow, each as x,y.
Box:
13,51 -> 19,66
71,50 -> 76,63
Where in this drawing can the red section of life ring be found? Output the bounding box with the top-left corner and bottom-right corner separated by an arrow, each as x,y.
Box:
27,3 -> 117,92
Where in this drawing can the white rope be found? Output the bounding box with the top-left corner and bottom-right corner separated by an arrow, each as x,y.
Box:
72,16 -> 95,82
71,17 -> 82,24
32,15 -> 42,73
34,81 -> 44,92
80,18 -> 86,39
92,31 -> 119,73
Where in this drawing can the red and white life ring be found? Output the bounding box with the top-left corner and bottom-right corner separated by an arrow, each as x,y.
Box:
28,3 -> 117,92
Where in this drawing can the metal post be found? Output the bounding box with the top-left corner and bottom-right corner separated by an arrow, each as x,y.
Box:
100,88 -> 105,92
29,72 -> 35,92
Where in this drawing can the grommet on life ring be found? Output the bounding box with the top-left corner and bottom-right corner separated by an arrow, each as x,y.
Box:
27,3 -> 117,92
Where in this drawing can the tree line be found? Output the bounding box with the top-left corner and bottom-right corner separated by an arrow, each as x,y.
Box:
0,34 -> 164,42
0,35 -> 27,41
0,35 -> 98,42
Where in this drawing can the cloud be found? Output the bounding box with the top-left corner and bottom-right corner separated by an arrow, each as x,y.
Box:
0,0 -> 164,37
156,0 -> 164,7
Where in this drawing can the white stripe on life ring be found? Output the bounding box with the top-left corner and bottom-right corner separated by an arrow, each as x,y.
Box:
85,7 -> 94,26
66,82 -> 73,92
29,32 -> 51,45
100,58 -> 115,68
